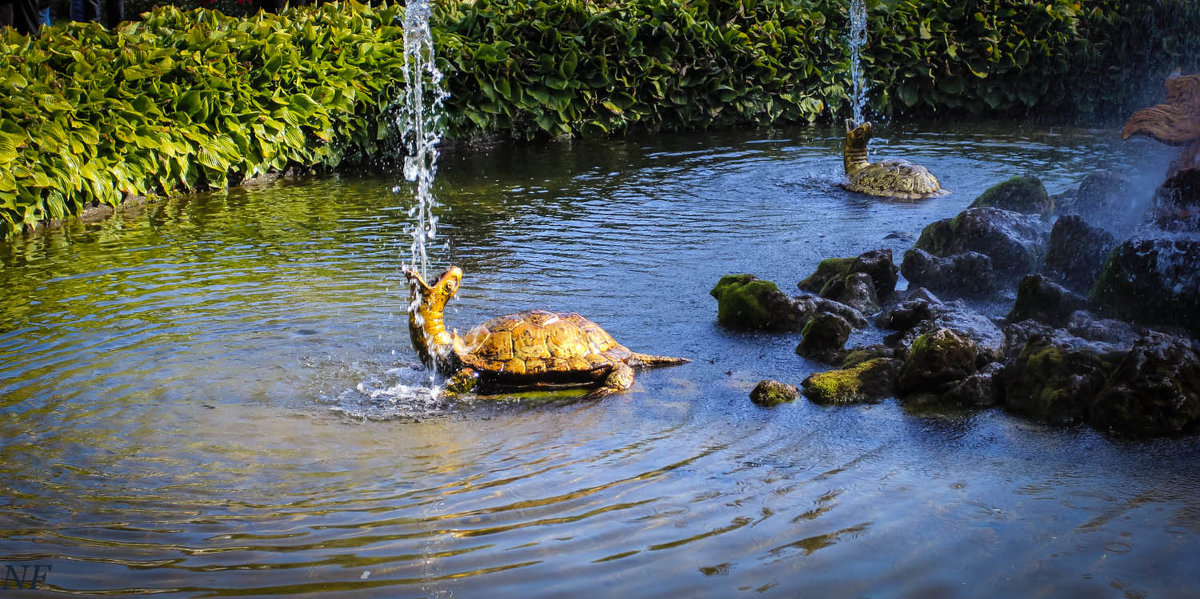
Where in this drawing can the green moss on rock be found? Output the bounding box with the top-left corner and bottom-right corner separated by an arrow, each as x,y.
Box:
801,358 -> 902,405
898,328 -> 978,393
999,336 -> 1115,425
1088,336 -> 1200,437
711,274 -> 804,330
969,176 -> 1053,220
798,257 -> 855,294
750,379 -> 801,406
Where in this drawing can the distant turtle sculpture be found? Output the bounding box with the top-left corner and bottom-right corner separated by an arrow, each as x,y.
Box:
405,266 -> 689,398
841,120 -> 947,200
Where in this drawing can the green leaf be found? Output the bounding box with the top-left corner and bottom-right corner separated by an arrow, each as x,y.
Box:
288,93 -> 320,117
0,136 -> 18,163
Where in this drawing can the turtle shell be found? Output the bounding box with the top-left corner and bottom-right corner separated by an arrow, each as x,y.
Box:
455,309 -> 633,380
846,159 -> 944,199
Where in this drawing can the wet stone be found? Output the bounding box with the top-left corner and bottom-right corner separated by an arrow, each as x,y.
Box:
750,379 -> 800,406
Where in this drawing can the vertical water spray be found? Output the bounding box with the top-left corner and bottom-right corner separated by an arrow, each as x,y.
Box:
397,0 -> 448,281
848,0 -> 869,125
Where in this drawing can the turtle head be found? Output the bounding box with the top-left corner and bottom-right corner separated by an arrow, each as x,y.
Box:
845,120 -> 874,146
843,120 -> 874,177
404,265 -> 463,369
405,265 -> 463,314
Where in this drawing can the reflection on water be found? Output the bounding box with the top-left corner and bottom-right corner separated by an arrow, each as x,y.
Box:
2,122 -> 1199,596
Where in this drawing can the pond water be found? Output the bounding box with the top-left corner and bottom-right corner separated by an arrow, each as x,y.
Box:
2,122 -> 1199,597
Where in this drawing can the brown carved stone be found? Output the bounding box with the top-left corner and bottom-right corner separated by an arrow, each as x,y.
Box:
1123,73 -> 1200,222
1121,73 -> 1200,146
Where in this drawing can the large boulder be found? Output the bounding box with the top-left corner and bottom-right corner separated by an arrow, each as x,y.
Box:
1007,275 -> 1089,328
897,328 -> 979,395
901,248 -> 998,298
1090,334 -> 1200,436
999,332 -> 1126,425
1054,171 -> 1135,226
969,175 -> 1053,220
1090,238 -> 1200,334
913,207 -> 1049,282
1041,215 -> 1117,292
711,275 -> 808,331
801,358 -> 902,405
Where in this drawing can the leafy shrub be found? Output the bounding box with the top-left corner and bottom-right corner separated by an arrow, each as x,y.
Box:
1,1 -> 407,238
433,0 -> 838,140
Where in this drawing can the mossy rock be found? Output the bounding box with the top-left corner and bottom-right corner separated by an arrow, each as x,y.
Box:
897,328 -> 978,394
840,344 -> 904,369
750,379 -> 801,406
999,335 -> 1118,425
798,250 -> 898,303
969,176 -> 1053,220
801,358 -> 902,405
1089,335 -> 1200,437
798,257 -> 855,294
711,274 -> 805,331
796,312 -> 852,363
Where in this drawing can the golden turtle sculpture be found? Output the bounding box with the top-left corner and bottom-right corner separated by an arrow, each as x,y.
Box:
842,120 -> 947,200
405,265 -> 689,398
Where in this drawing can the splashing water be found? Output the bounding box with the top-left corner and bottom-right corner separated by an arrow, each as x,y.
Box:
848,0 -> 869,124
397,0 -> 449,281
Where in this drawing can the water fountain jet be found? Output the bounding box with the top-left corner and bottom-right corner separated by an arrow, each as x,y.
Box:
397,0 -> 448,282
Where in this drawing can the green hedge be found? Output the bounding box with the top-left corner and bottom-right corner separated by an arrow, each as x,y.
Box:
0,1 -> 407,237
1,0 -> 1199,239
863,0 -> 1200,117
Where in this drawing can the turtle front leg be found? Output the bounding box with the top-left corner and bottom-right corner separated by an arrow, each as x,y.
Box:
586,363 -> 635,399
442,368 -> 480,398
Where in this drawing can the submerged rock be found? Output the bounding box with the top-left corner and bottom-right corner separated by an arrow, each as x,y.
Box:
1041,214 -> 1117,292
751,379 -> 800,406
1091,237 -> 1200,334
969,175 -> 1053,220
901,248 -> 998,298
913,207 -> 1048,283
1007,274 -> 1089,328
1064,311 -> 1142,346
801,358 -> 902,405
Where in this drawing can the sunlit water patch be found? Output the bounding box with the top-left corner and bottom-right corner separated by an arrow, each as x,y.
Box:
2,123 -> 1199,597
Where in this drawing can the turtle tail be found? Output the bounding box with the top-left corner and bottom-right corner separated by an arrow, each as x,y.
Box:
628,353 -> 691,368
